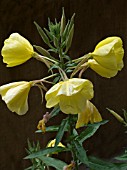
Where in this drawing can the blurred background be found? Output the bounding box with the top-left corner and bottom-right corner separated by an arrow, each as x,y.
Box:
0,0 -> 127,169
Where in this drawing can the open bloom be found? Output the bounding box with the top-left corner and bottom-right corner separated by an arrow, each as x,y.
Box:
45,78 -> 94,114
1,33 -> 34,67
0,81 -> 32,115
88,37 -> 124,78
76,100 -> 102,128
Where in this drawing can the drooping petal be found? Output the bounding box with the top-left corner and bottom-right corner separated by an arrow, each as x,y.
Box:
45,82 -> 62,108
76,101 -> 102,129
59,93 -> 87,114
0,81 -> 32,115
88,59 -> 118,78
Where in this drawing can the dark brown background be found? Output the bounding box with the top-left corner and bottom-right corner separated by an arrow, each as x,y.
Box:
0,0 -> 127,169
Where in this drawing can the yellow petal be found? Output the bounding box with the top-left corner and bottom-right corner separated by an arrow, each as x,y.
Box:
89,36 -> 124,77
45,82 -> 62,108
59,93 -> 87,114
76,101 -> 102,129
0,81 -> 32,115
1,33 -> 34,67
88,59 -> 118,78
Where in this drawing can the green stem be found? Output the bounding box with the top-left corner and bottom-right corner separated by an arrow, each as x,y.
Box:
32,73 -> 58,84
59,48 -> 65,69
33,52 -> 58,64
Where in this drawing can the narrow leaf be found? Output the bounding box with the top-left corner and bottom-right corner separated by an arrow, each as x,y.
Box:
24,146 -> 68,159
74,140 -> 89,166
55,118 -> 69,146
88,156 -> 122,170
40,156 -> 67,170
77,120 -> 108,143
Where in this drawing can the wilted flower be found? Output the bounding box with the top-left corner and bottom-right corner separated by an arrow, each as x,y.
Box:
0,81 -> 32,115
45,78 -> 94,114
76,100 -> 102,129
1,33 -> 34,67
47,139 -> 65,148
37,119 -> 46,133
88,37 -> 124,78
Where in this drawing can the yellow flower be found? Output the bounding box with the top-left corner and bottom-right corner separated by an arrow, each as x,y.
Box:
47,139 -> 65,148
1,33 -> 34,67
0,81 -> 32,115
45,78 -> 94,114
76,100 -> 102,129
88,37 -> 124,78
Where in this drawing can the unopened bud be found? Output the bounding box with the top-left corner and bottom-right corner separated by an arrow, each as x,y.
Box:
107,108 -> 125,124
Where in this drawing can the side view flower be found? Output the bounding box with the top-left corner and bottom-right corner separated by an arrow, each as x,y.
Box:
88,36 -> 124,78
45,78 -> 94,114
0,81 -> 33,115
1,33 -> 34,67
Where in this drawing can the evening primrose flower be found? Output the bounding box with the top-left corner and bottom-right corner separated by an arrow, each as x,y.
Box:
88,37 -> 124,78
76,100 -> 102,129
1,33 -> 34,67
45,78 -> 94,114
0,81 -> 32,115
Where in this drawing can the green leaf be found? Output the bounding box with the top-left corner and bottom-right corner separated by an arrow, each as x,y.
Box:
55,118 -> 69,147
73,140 -> 89,166
88,156 -> 127,170
115,150 -> 127,161
50,106 -> 60,118
35,125 -> 60,133
53,76 -> 60,83
40,156 -> 67,170
76,120 -> 108,143
24,146 -> 68,159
